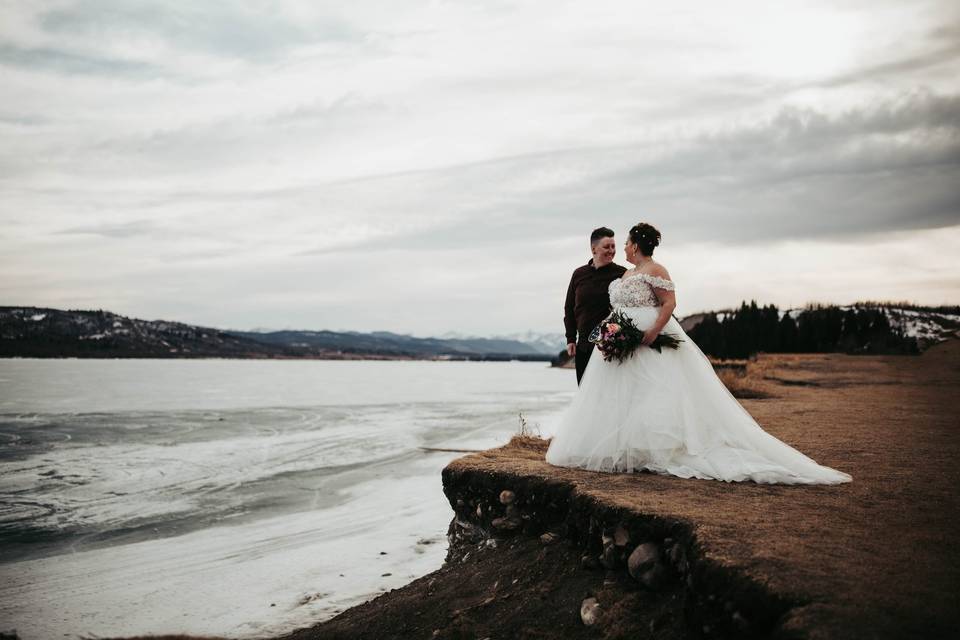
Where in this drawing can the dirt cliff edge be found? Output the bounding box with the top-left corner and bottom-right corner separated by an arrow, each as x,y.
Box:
282,341 -> 959,640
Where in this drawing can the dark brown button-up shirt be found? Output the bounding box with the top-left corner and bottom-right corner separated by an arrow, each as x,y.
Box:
564,259 -> 627,349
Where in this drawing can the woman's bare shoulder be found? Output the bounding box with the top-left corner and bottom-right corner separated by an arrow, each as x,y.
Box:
649,262 -> 671,280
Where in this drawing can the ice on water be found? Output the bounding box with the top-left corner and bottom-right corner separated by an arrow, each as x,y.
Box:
0,359 -> 572,639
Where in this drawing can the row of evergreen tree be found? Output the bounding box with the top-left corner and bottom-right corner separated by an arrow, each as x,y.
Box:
686,302 -> 920,359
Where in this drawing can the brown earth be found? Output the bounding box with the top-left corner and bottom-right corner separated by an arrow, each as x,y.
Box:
279,534 -> 690,640
111,341 -> 960,640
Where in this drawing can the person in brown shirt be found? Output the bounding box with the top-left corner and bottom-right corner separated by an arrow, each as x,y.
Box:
564,227 -> 627,384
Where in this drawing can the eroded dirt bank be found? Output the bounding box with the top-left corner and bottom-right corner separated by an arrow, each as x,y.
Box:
281,340 -> 960,640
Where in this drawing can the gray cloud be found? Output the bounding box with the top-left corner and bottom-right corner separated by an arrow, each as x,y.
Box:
2,1 -> 958,332
11,90 -> 959,261
0,43 -> 162,76
805,19 -> 960,89
284,92 -> 960,255
55,219 -> 160,238
819,44 -> 960,89
40,1 -> 357,60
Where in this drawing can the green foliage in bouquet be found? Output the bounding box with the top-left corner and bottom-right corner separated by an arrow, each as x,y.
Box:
589,311 -> 682,363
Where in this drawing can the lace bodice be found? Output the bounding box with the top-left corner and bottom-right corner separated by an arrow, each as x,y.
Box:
609,273 -> 675,308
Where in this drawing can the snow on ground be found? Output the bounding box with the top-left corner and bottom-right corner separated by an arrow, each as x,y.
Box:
769,306 -> 960,346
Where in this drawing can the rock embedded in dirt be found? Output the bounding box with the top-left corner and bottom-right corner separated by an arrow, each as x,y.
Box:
667,540 -> 686,568
491,516 -> 521,531
628,542 -> 666,589
641,560 -> 666,590
600,538 -> 621,569
499,489 -> 516,505
580,596 -> 602,626
539,532 -> 559,545
627,542 -> 659,576
614,524 -> 630,546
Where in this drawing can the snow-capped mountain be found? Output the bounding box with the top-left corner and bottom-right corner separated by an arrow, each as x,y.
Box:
493,331 -> 567,355
436,330 -> 566,355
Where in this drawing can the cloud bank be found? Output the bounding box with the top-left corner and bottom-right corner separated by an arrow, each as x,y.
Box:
1,0 -> 958,334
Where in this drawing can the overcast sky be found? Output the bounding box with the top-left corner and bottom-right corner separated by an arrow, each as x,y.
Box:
2,1 -> 958,336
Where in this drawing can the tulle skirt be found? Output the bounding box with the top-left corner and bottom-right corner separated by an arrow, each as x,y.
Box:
545,306 -> 852,485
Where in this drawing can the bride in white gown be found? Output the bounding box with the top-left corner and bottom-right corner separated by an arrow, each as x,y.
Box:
545,223 -> 852,485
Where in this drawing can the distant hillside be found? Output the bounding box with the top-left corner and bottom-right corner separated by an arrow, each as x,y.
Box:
10,303 -> 950,362
682,302 -> 960,359
230,329 -> 550,360
0,307 -> 281,359
0,307 -> 553,360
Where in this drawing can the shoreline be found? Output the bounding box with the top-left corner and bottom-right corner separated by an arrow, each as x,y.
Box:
273,339 -> 959,639
0,362 -> 574,640
33,341 -> 957,640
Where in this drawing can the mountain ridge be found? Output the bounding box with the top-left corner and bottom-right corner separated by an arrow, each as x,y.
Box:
2,303 -> 956,360
0,306 -> 558,360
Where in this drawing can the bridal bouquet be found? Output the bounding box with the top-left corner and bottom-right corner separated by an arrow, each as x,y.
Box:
588,311 -> 682,363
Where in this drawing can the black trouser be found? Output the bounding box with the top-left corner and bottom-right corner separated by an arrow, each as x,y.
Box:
575,346 -> 594,385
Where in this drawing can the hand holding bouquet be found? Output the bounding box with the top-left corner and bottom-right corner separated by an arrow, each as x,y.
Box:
588,311 -> 682,363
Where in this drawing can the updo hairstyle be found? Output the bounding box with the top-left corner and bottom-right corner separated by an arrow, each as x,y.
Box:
629,222 -> 661,256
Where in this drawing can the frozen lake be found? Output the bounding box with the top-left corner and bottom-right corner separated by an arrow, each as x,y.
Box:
0,358 -> 574,639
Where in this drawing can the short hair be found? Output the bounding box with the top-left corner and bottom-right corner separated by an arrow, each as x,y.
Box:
629,222 -> 661,256
590,227 -> 615,245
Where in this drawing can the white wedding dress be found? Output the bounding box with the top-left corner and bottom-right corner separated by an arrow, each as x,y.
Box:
545,273 -> 852,485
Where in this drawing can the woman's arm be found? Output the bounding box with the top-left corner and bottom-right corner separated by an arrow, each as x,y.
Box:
641,290 -> 676,344
641,267 -> 676,346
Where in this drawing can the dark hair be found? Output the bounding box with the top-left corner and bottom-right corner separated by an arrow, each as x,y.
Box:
590,227 -> 615,245
629,222 -> 661,256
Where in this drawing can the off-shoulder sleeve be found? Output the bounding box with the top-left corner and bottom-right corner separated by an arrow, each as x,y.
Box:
646,274 -> 675,291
